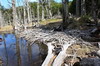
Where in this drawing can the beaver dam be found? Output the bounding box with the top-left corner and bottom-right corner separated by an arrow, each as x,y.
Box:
17,28 -> 100,66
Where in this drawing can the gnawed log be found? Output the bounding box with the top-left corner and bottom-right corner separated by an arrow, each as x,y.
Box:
42,42 -> 55,66
53,40 -> 76,66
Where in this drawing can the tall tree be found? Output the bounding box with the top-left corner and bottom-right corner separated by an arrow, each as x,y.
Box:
92,0 -> 98,25
48,0 -> 52,19
0,3 -> 5,28
12,1 -> 21,66
62,0 -> 69,30
76,0 -> 79,17
81,0 -> 86,16
41,0 -> 45,20
12,0 -> 19,31
37,0 -> 40,26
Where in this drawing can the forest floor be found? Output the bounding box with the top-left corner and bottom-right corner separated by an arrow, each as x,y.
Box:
0,19 -> 62,32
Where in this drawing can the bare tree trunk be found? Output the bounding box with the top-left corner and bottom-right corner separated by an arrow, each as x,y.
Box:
48,0 -> 52,19
61,0 -> 69,30
76,0 -> 79,17
42,5 -> 45,21
23,1 -> 27,30
26,0 -> 31,24
37,0 -> 40,27
45,5 -> 49,19
81,0 -> 86,16
0,8 -> 4,28
92,0 -> 98,26
12,0 -> 19,31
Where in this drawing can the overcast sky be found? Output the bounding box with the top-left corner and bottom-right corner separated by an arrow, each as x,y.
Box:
0,0 -> 73,8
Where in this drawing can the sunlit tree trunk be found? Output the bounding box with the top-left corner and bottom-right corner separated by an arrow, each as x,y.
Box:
81,0 -> 86,16
23,1 -> 27,30
48,0 -> 52,19
26,0 -> 31,24
0,7 -> 4,28
12,0 -> 19,31
42,4 -> 45,20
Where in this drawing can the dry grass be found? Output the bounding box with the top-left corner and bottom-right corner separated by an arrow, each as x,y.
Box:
40,19 -> 62,25
0,19 -> 62,32
0,25 -> 13,32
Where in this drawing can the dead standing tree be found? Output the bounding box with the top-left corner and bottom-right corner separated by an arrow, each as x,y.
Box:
12,0 -> 21,66
12,0 -> 20,31
0,5 -> 5,28
76,0 -> 80,17
81,0 -> 86,16
92,0 -> 98,26
61,0 -> 69,30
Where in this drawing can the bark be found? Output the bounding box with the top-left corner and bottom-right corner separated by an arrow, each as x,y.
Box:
81,0 -> 86,16
37,0 -> 40,27
42,5 -> 45,20
0,8 -> 4,27
23,5 -> 27,30
26,0 -> 31,23
42,43 -> 55,66
53,40 -> 75,66
48,0 -> 52,19
92,0 -> 98,26
76,0 -> 80,17
62,0 -> 69,30
12,0 -> 18,30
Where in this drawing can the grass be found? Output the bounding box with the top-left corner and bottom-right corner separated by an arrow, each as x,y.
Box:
40,19 -> 62,25
0,25 -> 13,32
0,19 -> 62,32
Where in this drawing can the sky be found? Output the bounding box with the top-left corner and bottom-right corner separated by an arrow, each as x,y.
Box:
0,0 -> 73,8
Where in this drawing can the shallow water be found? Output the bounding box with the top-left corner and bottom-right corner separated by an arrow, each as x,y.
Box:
0,34 -> 47,66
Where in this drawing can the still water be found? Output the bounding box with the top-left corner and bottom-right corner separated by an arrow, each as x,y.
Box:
0,34 -> 47,66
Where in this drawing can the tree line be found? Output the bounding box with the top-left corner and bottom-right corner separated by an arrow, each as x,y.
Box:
0,0 -> 100,30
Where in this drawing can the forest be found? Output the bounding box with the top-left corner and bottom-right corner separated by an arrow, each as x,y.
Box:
0,0 -> 100,66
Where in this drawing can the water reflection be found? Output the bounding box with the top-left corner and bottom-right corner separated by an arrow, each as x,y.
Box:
0,34 -> 47,66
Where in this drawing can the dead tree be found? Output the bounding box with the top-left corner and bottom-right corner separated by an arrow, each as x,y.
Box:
76,0 -> 80,17
12,0 -> 19,31
92,0 -> 98,26
81,0 -> 86,16
61,0 -> 69,30
37,0 -> 40,27
41,0 -> 45,20
48,0 -> 52,19
0,5 -> 4,28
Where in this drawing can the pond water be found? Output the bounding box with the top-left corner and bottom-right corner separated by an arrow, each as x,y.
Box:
0,34 -> 47,66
